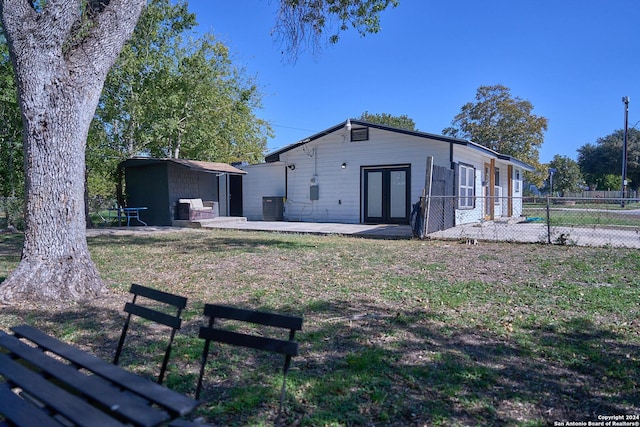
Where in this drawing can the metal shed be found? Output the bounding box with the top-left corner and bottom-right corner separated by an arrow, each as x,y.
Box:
118,158 -> 247,226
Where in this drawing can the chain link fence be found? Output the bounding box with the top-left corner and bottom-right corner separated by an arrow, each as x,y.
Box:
424,196 -> 640,248
1,196 -> 119,230
88,195 -> 119,227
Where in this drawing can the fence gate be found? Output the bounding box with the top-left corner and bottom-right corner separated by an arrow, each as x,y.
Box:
426,165 -> 455,233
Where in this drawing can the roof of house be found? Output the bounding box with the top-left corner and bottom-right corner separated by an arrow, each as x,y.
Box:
265,119 -> 535,171
120,158 -> 247,175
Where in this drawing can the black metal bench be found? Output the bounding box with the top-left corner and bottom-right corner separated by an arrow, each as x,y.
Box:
2,325 -> 198,426
0,330 -> 168,426
0,381 -> 69,427
10,325 -> 197,418
195,304 -> 303,415
114,283 -> 188,384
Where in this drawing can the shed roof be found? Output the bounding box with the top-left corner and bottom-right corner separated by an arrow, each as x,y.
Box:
265,119 -> 535,172
120,158 -> 247,174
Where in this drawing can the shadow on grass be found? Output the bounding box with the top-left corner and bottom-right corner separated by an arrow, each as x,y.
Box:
0,298 -> 638,426
87,233 -> 322,254
275,300 -> 639,426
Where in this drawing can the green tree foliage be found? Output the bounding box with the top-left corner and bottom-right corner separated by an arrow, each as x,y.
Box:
597,174 -> 623,192
0,29 -> 22,199
0,27 -> 24,229
87,0 -> 272,200
443,85 -> 548,184
546,155 -> 583,196
577,128 -> 639,191
356,111 -> 416,131
274,0 -> 399,57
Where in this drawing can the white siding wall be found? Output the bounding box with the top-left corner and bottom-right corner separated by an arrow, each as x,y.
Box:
452,146 -> 486,225
242,126 -> 528,226
280,127 -> 451,223
240,163 -> 286,220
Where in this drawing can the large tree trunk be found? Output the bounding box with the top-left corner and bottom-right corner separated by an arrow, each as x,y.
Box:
0,0 -> 145,303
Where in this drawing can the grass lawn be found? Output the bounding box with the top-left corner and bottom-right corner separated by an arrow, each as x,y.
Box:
1,229 -> 639,426
523,204 -> 640,228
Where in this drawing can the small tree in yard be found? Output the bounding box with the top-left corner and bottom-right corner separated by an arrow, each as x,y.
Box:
546,154 -> 584,196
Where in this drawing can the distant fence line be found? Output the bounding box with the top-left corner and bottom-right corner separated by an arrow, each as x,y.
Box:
1,196 -> 117,230
425,196 -> 640,248
562,190 -> 638,200
4,195 -> 640,248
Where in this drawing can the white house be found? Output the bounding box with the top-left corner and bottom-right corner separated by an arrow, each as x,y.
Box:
240,120 -> 534,232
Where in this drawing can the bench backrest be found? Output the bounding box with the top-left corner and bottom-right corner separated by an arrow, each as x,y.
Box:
177,198 -> 203,209
113,283 -> 187,384
195,304 -> 303,415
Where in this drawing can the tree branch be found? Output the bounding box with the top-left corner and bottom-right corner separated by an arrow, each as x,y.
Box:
65,0 -> 145,82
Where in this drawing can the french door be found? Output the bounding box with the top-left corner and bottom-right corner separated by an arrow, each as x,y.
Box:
363,166 -> 410,224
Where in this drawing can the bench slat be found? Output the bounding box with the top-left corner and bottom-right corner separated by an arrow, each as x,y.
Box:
0,382 -> 62,427
199,327 -> 298,356
130,283 -> 187,309
0,331 -> 168,427
124,302 -> 182,329
0,353 -> 126,427
203,304 -> 303,330
11,325 -> 198,416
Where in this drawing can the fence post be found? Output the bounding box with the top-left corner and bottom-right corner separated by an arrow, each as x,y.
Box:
421,157 -> 434,239
546,196 -> 551,244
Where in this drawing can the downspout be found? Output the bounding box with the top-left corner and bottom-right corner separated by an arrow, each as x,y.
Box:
449,141 -> 456,197
449,141 -> 454,170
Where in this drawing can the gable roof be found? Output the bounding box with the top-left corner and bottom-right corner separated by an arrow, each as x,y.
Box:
265,119 -> 535,171
120,158 -> 247,174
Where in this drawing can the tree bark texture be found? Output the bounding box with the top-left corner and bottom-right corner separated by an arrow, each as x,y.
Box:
0,0 -> 145,303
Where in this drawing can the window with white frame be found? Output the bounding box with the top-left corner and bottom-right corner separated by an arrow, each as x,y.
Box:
458,163 -> 475,209
514,168 -> 521,193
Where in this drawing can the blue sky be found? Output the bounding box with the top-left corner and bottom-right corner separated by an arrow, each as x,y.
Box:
186,1 -> 640,164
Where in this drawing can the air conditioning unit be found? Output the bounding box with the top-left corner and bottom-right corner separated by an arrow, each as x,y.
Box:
262,197 -> 284,221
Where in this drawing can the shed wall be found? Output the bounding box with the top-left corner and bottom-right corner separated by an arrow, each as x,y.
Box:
124,163 -> 169,226
167,163 -> 218,220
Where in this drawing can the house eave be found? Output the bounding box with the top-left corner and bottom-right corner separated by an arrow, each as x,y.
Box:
264,120 -> 534,171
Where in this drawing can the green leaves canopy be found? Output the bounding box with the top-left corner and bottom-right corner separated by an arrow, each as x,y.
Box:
87,0 -> 272,198
578,128 -> 640,191
0,30 -> 22,198
356,111 -> 416,131
443,85 -> 548,183
547,154 -> 583,195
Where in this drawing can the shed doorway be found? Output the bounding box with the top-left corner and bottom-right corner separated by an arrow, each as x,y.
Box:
362,165 -> 410,224
229,174 -> 243,217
